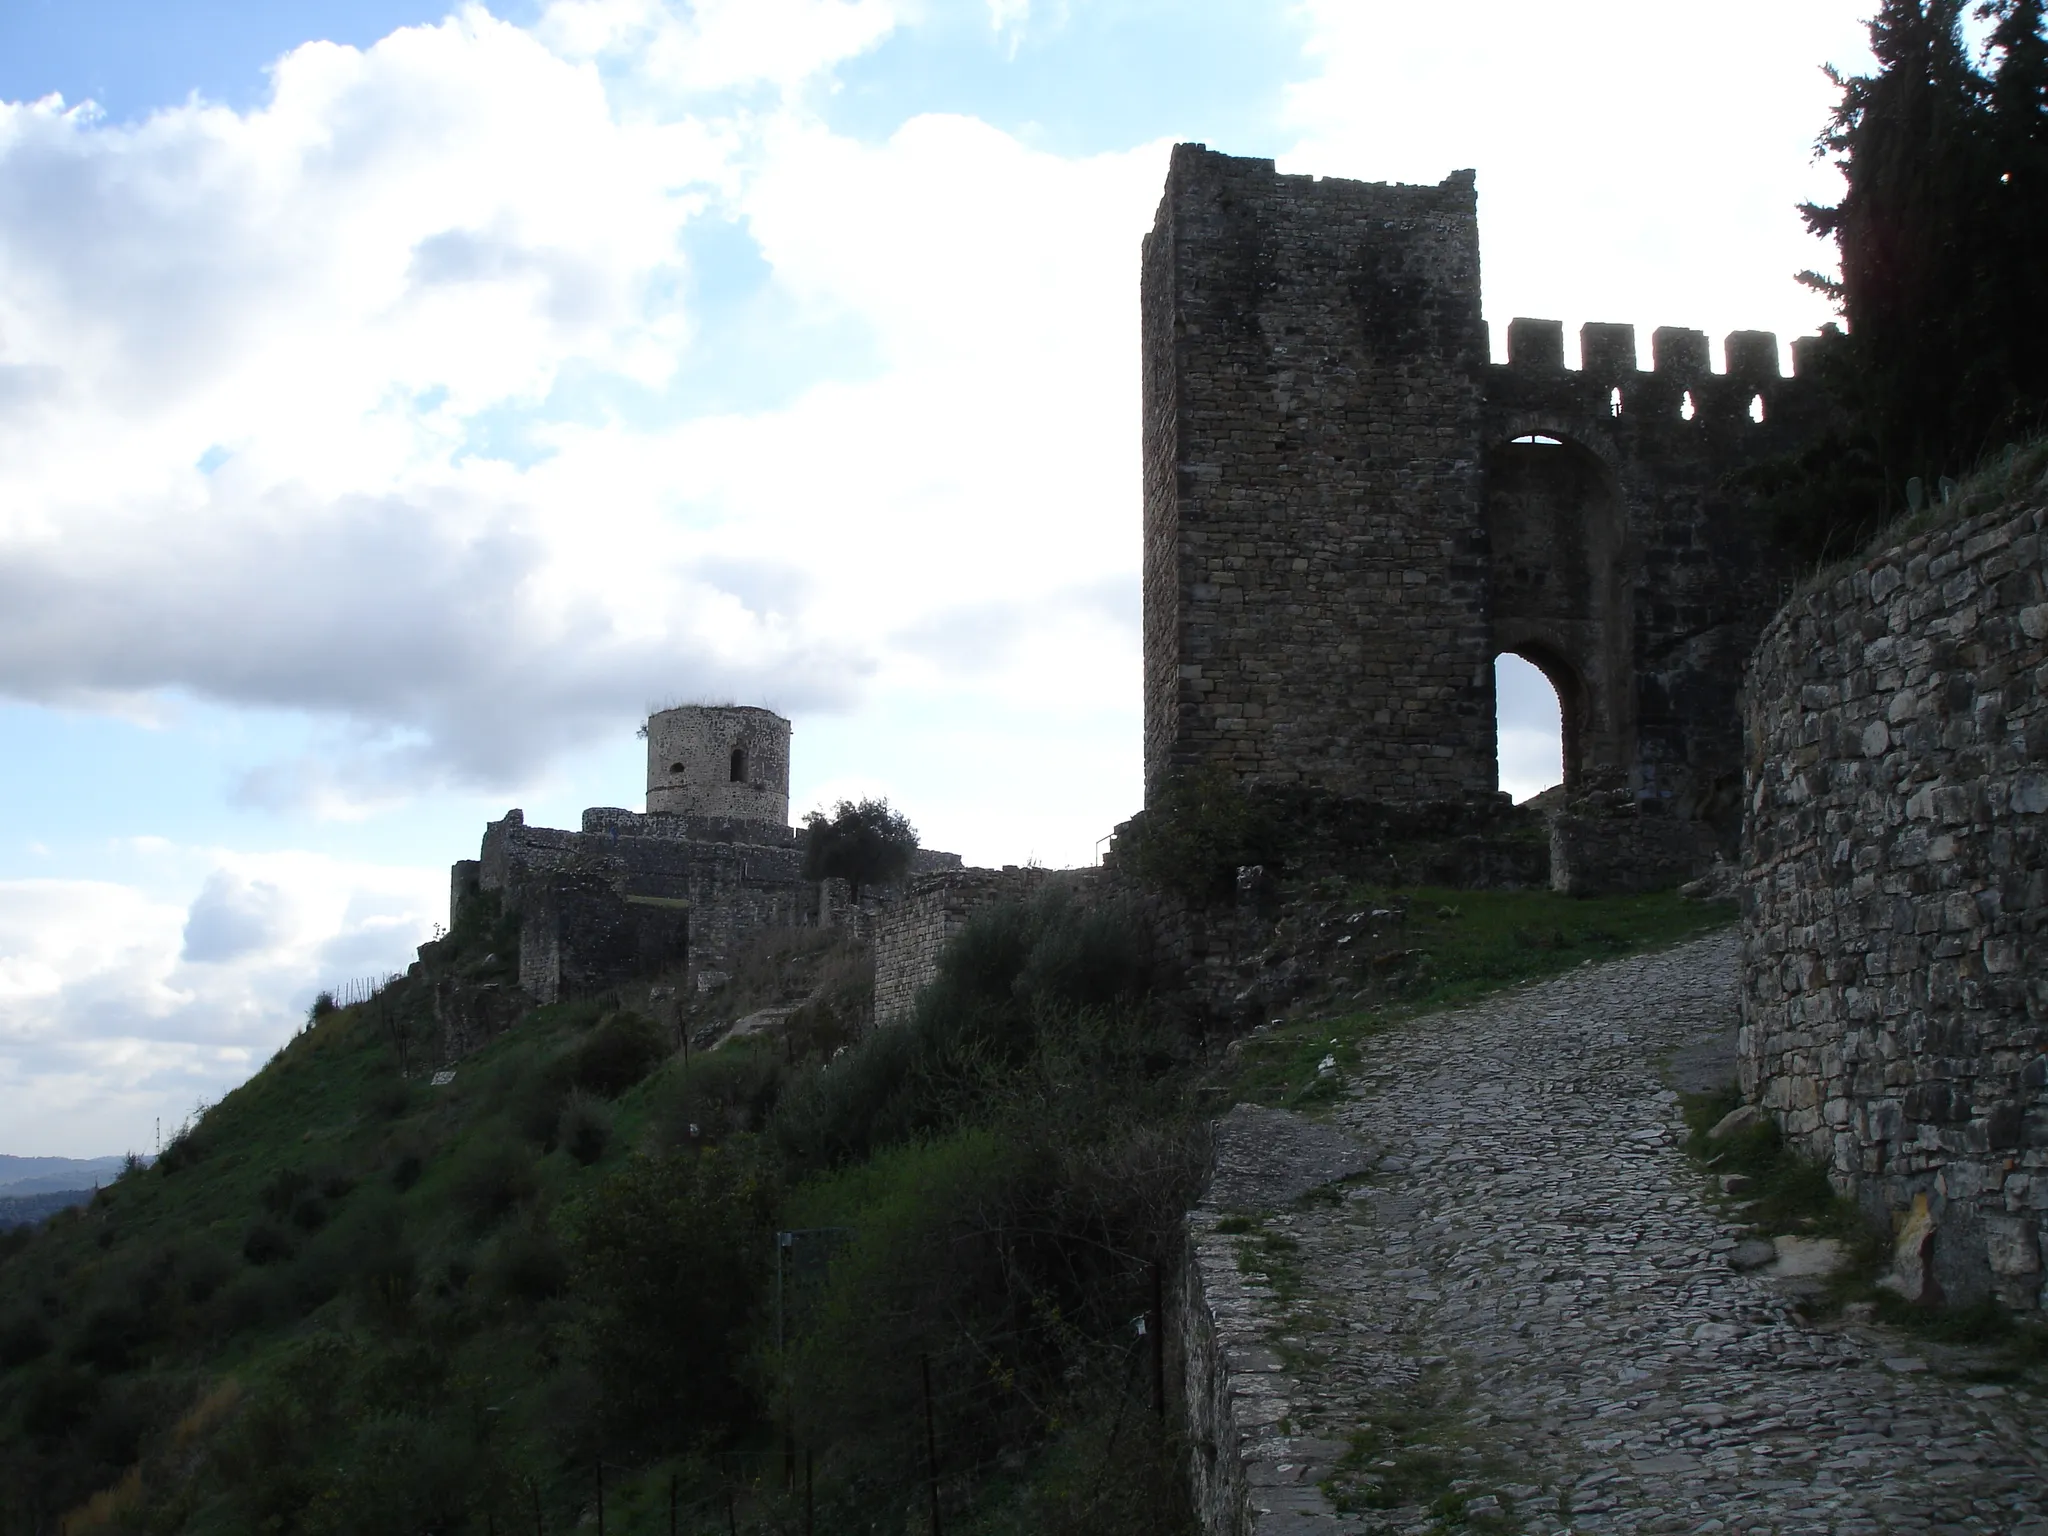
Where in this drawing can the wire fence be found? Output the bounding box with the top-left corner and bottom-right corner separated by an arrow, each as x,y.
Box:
320,973 -> 404,1010
474,1329 -> 1169,1536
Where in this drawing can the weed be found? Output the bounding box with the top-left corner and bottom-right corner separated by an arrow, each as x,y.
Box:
1678,1088 -> 1874,1246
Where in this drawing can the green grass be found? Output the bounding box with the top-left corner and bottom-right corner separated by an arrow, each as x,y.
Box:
1219,887 -> 1736,1112
1676,1086 -> 1873,1245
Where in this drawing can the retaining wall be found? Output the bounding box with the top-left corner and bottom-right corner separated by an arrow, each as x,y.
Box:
1741,491 -> 2048,1309
870,867 -> 1064,1022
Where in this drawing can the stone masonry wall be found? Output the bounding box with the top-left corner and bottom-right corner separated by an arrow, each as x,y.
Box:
1143,145 -> 1496,805
1142,145 -> 1814,850
1741,492 -> 2048,1310
870,867 -> 1065,1023
645,705 -> 792,825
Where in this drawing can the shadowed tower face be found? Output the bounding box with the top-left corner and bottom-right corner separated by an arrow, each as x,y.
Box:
644,706 -> 791,825
1141,144 -> 1497,805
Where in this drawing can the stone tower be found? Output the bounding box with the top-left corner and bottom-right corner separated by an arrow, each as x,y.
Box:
1142,144 -> 1818,843
1142,144 -> 1496,805
645,705 -> 791,826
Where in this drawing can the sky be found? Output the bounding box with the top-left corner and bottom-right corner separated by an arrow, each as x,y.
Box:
0,0 -> 1880,1156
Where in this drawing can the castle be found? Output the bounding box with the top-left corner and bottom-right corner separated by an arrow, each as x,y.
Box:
449,704 -> 962,1005
1142,145 -> 1827,888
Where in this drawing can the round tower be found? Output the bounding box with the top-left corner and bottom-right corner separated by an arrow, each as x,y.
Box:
645,705 -> 791,825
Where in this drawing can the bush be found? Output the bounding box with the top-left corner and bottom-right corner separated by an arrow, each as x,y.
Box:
0,1311 -> 51,1367
259,1167 -> 312,1218
788,1129 -> 1073,1478
489,1225 -> 569,1303
557,1090 -> 611,1166
367,1076 -> 413,1120
1111,767 -> 1287,903
773,893 -> 1160,1174
571,1011 -> 667,1098
450,1138 -> 538,1230
20,1366 -> 101,1441
649,1044 -> 786,1151
242,1220 -> 294,1267
512,1070 -> 572,1149
69,1299 -> 154,1371
568,1147 -> 776,1451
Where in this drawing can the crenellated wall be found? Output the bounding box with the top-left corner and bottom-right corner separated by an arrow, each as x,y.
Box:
1742,490 -> 2048,1310
1144,144 -> 1820,863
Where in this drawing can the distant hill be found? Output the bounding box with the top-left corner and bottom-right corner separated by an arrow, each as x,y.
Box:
0,1154 -> 130,1196
0,1187 -> 96,1229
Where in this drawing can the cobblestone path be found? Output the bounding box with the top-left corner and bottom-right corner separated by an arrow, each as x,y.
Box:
1187,931 -> 2048,1535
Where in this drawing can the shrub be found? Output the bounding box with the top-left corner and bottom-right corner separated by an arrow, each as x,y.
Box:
450,1138 -> 538,1230
0,1311 -> 51,1367
787,1129 -> 1065,1475
20,1366 -> 101,1441
489,1225 -> 569,1304
242,1220 -> 294,1267
570,1011 -> 667,1098
258,1167 -> 312,1219
180,1244 -> 237,1306
557,1090 -> 611,1166
1111,767 -> 1288,903
649,1044 -> 786,1151
568,1146 -> 776,1451
367,1077 -> 413,1121
390,1151 -> 424,1191
288,1192 -> 329,1232
512,1068 -> 572,1149
69,1299 -> 153,1371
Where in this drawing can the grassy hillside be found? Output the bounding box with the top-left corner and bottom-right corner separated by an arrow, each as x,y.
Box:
0,880 -> 1733,1535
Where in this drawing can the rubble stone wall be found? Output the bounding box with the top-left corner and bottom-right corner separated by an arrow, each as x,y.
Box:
871,867 -> 1067,1023
1741,493 -> 2048,1310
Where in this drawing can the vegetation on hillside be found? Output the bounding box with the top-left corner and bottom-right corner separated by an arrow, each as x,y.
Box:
0,888 -> 1199,1536
0,866 -> 1737,1534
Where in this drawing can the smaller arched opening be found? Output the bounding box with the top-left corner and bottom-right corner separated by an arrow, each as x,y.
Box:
669,761 -> 686,775
730,746 -> 748,783
1495,647 -> 1587,802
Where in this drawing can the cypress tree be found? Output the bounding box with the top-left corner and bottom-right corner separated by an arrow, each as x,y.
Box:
1793,0 -> 2048,535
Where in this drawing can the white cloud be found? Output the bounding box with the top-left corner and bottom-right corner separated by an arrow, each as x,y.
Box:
1284,1 -> 1876,367
0,849 -> 441,1156
0,6 -> 1158,826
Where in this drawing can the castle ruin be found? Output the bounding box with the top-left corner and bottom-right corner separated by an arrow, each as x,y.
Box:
450,704 -> 962,1004
1142,145 -> 1830,877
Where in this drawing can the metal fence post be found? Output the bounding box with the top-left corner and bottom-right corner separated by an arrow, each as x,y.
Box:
922,1353 -> 942,1536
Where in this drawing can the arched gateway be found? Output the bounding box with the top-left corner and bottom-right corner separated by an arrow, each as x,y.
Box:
1141,144 -> 1826,874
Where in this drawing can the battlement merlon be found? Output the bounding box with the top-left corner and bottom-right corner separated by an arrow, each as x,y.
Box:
1501,319 -> 1822,382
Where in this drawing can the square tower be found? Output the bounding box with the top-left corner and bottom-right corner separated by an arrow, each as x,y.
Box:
1142,145 -> 1495,804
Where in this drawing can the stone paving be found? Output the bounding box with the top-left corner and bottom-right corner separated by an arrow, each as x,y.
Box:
1184,931 -> 2048,1535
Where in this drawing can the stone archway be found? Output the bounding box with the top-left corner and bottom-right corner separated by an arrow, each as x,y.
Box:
1484,432 -> 1634,795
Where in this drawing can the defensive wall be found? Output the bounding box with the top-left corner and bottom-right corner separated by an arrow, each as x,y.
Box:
1742,486 -> 2048,1311
1143,144 -> 1823,871
451,706 -> 963,1006
870,866 -> 1067,1022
